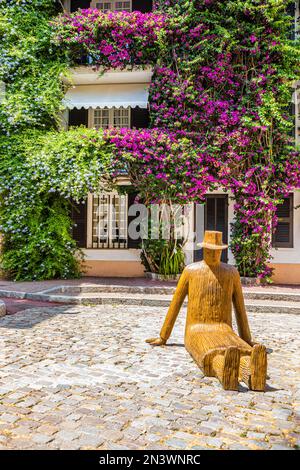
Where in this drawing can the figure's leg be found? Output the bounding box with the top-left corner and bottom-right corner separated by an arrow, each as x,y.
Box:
239,344 -> 267,391
211,347 -> 240,391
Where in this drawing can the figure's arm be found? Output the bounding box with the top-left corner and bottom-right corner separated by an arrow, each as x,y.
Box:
146,268 -> 189,346
232,269 -> 252,345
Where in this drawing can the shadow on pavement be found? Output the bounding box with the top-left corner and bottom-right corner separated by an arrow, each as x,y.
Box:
0,299 -> 76,329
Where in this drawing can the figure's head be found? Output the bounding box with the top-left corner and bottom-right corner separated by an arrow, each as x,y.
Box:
197,231 -> 228,266
203,247 -> 222,264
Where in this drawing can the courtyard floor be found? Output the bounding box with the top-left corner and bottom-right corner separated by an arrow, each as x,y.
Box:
0,304 -> 299,450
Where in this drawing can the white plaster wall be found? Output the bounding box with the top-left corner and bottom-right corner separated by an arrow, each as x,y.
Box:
62,0 -> 70,11
227,194 -> 235,264
83,249 -> 141,261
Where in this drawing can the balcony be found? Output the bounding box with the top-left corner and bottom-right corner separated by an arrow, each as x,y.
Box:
51,8 -> 166,69
62,0 -> 153,13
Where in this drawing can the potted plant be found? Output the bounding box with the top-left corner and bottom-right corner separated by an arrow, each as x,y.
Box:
142,238 -> 185,281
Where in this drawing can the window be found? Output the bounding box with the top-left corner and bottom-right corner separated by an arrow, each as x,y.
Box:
69,0 -> 152,13
91,0 -> 132,12
92,193 -> 128,248
70,1 -> 91,13
113,108 -> 130,128
273,194 -> 294,248
93,109 -> 110,129
91,107 -> 130,129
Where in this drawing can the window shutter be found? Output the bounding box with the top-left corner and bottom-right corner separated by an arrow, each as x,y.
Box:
70,199 -> 87,248
71,0 -> 91,12
68,108 -> 89,128
287,3 -> 296,40
273,194 -> 294,248
291,100 -> 296,141
127,191 -> 141,248
130,108 -> 150,129
132,0 -> 152,13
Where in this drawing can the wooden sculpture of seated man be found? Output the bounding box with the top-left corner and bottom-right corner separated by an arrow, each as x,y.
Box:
146,231 -> 267,391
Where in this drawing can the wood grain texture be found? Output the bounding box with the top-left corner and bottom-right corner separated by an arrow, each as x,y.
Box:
146,231 -> 268,391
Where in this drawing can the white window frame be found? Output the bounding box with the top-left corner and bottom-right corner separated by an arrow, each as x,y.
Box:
64,1 -> 132,13
86,107 -> 131,249
90,1 -> 132,12
63,0 -> 71,12
87,192 -> 129,249
88,107 -> 131,130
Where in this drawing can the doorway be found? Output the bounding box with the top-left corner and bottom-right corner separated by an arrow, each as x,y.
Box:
194,195 -> 228,263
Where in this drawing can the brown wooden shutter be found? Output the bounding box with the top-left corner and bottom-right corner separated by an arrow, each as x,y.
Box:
273,194 -> 294,248
127,191 -> 142,248
132,0 -> 152,13
71,0 -> 91,12
287,3 -> 296,40
69,108 -> 89,127
70,199 -> 87,248
68,109 -> 89,128
130,108 -> 150,129
291,100 -> 296,141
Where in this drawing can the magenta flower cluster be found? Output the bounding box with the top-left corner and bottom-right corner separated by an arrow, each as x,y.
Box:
51,9 -> 167,69
105,128 -> 216,204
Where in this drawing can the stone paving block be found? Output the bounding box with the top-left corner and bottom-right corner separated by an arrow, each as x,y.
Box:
247,431 -> 267,440
164,438 -> 188,449
76,435 -> 105,449
0,413 -> 19,424
204,437 -> 224,448
270,444 -> 294,450
54,430 -> 82,442
36,425 -> 58,436
105,442 -> 131,450
32,434 -> 54,445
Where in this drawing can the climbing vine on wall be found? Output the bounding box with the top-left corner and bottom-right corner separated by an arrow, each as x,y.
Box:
0,1 -> 67,133
0,128 -> 114,280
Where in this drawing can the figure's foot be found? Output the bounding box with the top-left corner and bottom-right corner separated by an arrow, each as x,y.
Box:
249,344 -> 267,391
222,347 -> 240,391
211,347 -> 240,390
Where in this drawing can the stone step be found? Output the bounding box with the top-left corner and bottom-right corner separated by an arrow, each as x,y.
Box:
20,284 -> 300,303
16,291 -> 300,314
1,285 -> 300,314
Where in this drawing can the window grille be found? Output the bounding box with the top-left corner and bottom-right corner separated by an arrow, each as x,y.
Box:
113,108 -> 130,128
92,193 -> 128,248
92,108 -> 130,129
92,1 -> 131,12
93,109 -> 110,130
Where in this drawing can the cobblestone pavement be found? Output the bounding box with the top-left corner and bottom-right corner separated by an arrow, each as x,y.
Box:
0,305 -> 299,450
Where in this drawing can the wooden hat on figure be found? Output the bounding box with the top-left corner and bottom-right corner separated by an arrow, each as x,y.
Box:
197,230 -> 228,250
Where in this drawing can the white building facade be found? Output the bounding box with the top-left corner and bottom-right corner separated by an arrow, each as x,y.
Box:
62,0 -> 300,284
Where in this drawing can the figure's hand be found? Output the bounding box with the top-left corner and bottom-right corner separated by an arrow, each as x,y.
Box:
145,337 -> 166,346
249,339 -> 259,347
